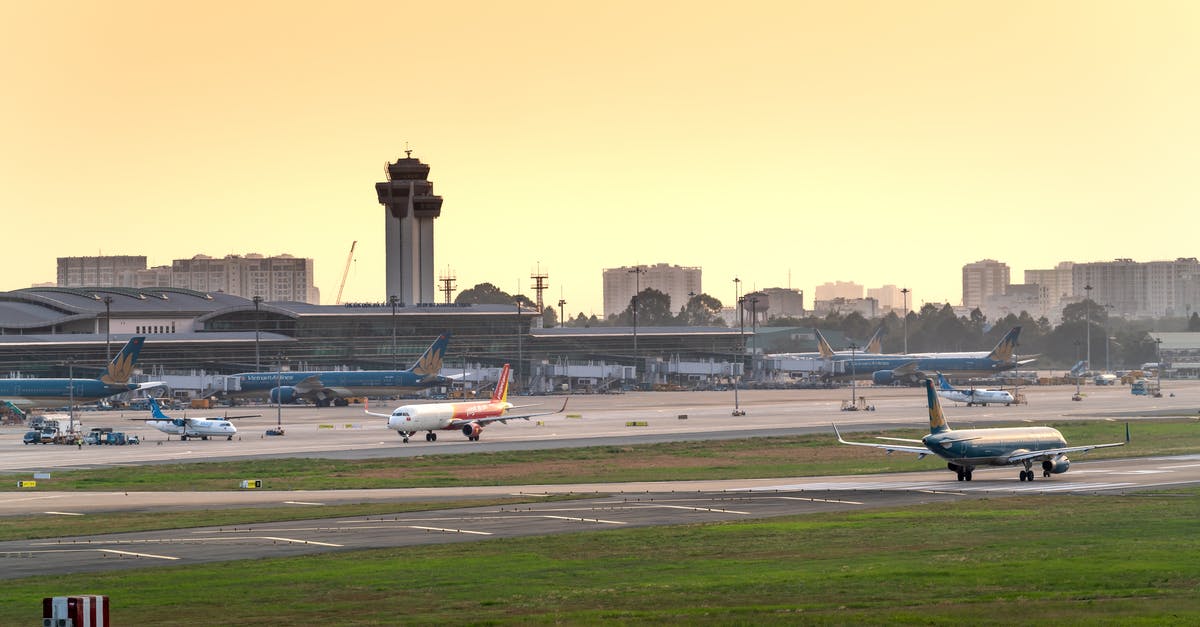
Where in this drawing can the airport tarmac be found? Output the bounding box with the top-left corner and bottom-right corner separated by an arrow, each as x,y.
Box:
1,380 -> 1197,475
2,453 -> 1198,579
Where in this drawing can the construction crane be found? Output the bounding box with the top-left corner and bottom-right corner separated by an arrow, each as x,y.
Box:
335,240 -> 357,305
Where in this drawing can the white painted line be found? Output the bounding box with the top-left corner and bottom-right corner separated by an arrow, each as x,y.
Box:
258,536 -> 343,546
282,501 -> 325,505
638,504 -> 752,515
98,549 -> 180,560
541,515 -> 627,525
1158,463 -> 1200,469
42,511 -> 85,516
771,496 -> 866,505
407,526 -> 493,535
916,490 -> 966,496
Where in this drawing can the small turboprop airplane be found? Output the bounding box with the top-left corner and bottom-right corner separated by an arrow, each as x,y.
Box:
365,364 -> 568,443
934,373 -> 1014,406
133,397 -> 259,441
834,378 -> 1128,482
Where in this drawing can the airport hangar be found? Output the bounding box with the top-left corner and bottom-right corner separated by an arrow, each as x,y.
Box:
0,287 -> 749,393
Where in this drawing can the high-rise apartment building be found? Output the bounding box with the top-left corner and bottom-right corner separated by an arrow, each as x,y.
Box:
867,284 -> 908,313
1073,258 -> 1200,319
961,259 -> 1009,309
814,281 -> 863,301
57,256 -> 147,287
171,254 -> 320,304
602,263 -> 701,318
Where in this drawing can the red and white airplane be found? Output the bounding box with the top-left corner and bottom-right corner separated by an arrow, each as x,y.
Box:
365,364 -> 568,443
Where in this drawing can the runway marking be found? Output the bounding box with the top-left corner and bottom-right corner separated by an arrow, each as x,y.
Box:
769,496 -> 865,505
1113,470 -> 1171,475
916,490 -> 966,496
3,495 -> 68,503
1159,463 -> 1200,469
42,511 -> 84,516
540,515 -> 626,525
11,548 -> 181,561
282,501 -> 325,505
99,549 -> 181,560
407,526 -> 492,535
639,504 -> 752,515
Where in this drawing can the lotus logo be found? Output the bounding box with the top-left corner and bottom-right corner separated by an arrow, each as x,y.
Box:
412,349 -> 444,377
101,351 -> 135,386
993,341 -> 1015,362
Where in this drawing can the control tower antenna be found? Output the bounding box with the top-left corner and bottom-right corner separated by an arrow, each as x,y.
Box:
531,263 -> 549,313
438,266 -> 457,304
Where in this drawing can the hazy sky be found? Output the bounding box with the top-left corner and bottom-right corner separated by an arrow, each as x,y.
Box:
4,2 -> 1198,317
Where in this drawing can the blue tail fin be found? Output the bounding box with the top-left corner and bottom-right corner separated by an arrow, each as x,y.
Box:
100,336 -> 146,386
922,378 -> 951,434
986,327 -> 1021,363
813,329 -> 836,359
935,373 -> 953,391
1068,360 -> 1088,378
408,333 -> 450,377
147,396 -> 170,420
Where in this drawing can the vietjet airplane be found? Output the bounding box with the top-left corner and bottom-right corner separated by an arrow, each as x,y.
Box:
365,364 -> 568,443
133,397 -> 259,441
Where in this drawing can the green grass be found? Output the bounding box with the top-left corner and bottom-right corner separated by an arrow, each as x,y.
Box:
3,419 -> 1192,493
1,490 -> 1196,625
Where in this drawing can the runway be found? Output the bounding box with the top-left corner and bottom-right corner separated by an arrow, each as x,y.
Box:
2,381 -> 1198,473
2,453 -> 1199,579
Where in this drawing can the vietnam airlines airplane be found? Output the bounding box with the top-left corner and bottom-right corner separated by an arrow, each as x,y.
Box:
834,378 -> 1128,482
365,364 -> 568,443
821,326 -> 1033,385
768,326 -> 885,360
228,333 -> 452,406
0,337 -> 159,412
133,397 -> 259,441
934,373 -> 1014,406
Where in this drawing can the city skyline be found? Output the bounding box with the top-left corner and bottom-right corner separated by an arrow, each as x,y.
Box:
4,3 -> 1199,317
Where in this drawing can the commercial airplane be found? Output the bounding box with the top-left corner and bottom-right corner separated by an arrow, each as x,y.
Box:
834,378 -> 1128,481
133,397 -> 258,441
365,363 -> 568,443
0,337 -> 159,412
228,333 -> 452,406
768,326 -> 885,360
934,373 -> 1014,406
819,326 -> 1032,385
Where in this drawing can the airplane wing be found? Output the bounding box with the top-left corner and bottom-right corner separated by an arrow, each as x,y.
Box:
135,381 -> 168,392
1006,424 -> 1130,463
292,375 -> 325,393
449,398 -> 570,428
833,424 -> 932,458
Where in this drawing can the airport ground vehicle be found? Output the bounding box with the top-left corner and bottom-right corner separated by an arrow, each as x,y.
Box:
23,431 -> 40,444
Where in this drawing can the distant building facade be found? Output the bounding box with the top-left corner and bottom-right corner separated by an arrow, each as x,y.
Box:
602,263 -> 701,318
1024,261 -> 1074,323
57,256 -> 147,288
762,287 -> 805,319
812,297 -> 878,318
961,259 -> 1009,310
814,281 -> 863,301
1072,258 -> 1200,319
868,284 -> 909,314
171,254 -> 320,304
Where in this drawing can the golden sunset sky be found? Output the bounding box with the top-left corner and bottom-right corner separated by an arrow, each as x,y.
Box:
3,1 -> 1198,317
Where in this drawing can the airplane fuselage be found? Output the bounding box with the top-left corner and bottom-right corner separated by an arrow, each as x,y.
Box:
228,371 -> 447,398
388,400 -> 513,433
0,379 -> 138,410
923,426 -> 1066,466
936,388 -> 1015,406
831,355 -> 1014,378
146,419 -> 237,440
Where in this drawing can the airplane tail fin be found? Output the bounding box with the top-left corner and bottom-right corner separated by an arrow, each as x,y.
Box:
100,336 -> 146,386
986,326 -> 1021,363
1068,360 -> 1088,378
935,372 -> 954,391
147,396 -> 170,420
407,333 -> 451,378
813,329 -> 836,359
864,326 -> 885,354
491,364 -> 511,403
922,378 -> 951,434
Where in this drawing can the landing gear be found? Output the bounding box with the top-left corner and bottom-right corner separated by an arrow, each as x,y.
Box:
953,466 -> 974,481
333,398 -> 349,407
425,432 -> 438,442
1019,462 -> 1036,481
399,431 -> 411,443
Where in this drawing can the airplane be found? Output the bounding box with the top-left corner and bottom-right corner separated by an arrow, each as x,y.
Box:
132,396 -> 259,441
365,363 -> 568,443
0,336 -> 160,412
1067,360 -> 1089,379
228,333 -> 453,407
934,373 -> 1014,406
818,326 -> 1034,385
767,326 -> 885,360
834,377 -> 1128,482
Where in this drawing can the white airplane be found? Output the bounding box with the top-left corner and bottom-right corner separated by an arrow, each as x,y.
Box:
934,373 -> 1014,407
365,364 -> 567,443
133,397 -> 258,441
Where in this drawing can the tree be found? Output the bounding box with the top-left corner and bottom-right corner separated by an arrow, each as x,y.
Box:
1189,312 -> 1200,332
455,283 -> 514,305
677,293 -> 724,326
615,288 -> 674,326
542,306 -> 557,328
1061,299 -> 1108,326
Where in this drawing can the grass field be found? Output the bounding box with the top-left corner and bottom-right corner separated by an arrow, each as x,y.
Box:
3,419 -> 1188,494
1,489 -> 1196,625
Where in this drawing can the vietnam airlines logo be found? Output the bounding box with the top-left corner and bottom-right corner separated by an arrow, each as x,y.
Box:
101,352 -> 135,386
412,348 -> 444,377
992,341 -> 1015,363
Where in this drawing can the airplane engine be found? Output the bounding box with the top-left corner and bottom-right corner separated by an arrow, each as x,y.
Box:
462,422 -> 482,438
171,418 -> 187,428
269,386 -> 300,404
872,371 -> 903,385
1042,456 -> 1071,474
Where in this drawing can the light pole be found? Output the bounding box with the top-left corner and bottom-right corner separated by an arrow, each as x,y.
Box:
252,295 -> 263,372
558,298 -> 566,328
1073,340 -> 1082,398
515,296 -> 524,391
628,266 -> 645,385
67,358 -> 75,435
275,352 -> 284,433
1155,337 -> 1163,392
900,287 -> 910,354
1084,284 -> 1093,372
849,342 -> 858,408
389,295 -> 398,370
733,277 -> 743,416
102,296 -> 113,362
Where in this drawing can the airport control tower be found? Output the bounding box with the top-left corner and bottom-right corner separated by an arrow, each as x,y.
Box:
375,152 -> 443,304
